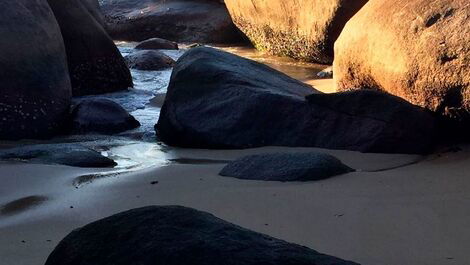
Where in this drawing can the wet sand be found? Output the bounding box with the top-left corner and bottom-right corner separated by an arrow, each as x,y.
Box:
1,145 -> 470,265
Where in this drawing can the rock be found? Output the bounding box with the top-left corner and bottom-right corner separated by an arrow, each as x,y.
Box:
220,152 -> 354,182
0,0 -> 72,140
45,206 -> 359,265
156,47 -> 436,154
80,0 -> 105,26
334,0 -> 470,122
71,98 -> 140,135
135,38 -> 179,50
100,0 -> 243,43
224,0 -> 368,64
0,143 -> 116,168
47,0 -> 133,96
125,50 -> 175,71
317,66 -> 333,78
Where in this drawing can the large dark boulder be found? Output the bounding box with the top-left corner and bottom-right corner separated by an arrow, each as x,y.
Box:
156,47 -> 437,154
47,0 -> 133,96
220,152 -> 354,182
0,143 -> 116,168
100,0 -> 243,43
71,98 -> 140,135
125,50 -> 175,71
0,0 -> 72,140
45,206 -> 359,265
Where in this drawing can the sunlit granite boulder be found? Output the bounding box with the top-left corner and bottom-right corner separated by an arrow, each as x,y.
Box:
334,0 -> 470,123
45,206 -> 359,265
224,0 -> 368,64
0,0 -> 72,140
156,47 -> 436,154
48,0 -> 133,96
100,0 -> 242,43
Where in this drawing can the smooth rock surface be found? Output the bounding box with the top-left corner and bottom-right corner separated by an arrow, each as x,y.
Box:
125,50 -> 175,71
45,206 -> 359,265
71,98 -> 140,135
135,38 -> 179,50
156,47 -> 436,154
48,0 -> 133,96
0,0 -> 72,140
220,152 -> 354,182
334,0 -> 470,121
0,143 -> 116,168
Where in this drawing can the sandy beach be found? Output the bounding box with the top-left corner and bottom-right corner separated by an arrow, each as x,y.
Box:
1,145 -> 469,265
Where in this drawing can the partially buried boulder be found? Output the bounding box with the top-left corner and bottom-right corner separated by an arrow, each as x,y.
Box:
220,152 -> 354,182
156,47 -> 436,154
0,143 -> 116,168
224,0 -> 368,64
334,0 -> 470,122
71,98 -> 140,135
125,50 -> 175,71
0,0 -> 72,140
47,0 -> 133,96
45,206 -> 359,265
135,38 -> 179,50
100,0 -> 243,43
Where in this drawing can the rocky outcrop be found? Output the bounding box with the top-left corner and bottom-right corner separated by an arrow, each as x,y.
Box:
155,47 -> 437,154
45,206 -> 359,265
334,0 -> 470,122
0,0 -> 72,140
71,99 -> 140,135
224,0 -> 368,64
0,143 -> 116,168
125,50 -> 175,71
100,0 -> 242,43
220,152 -> 354,182
47,0 -> 133,96
135,38 -> 179,50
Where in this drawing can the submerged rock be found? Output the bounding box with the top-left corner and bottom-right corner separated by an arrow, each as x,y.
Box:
47,0 -> 133,96
334,0 -> 470,122
45,206 -> 359,265
156,47 -> 436,154
135,38 -> 179,50
100,0 -> 242,43
220,152 -> 354,182
224,0 -> 368,64
125,50 -> 175,71
0,144 -> 116,168
0,0 -> 72,140
71,98 -> 140,135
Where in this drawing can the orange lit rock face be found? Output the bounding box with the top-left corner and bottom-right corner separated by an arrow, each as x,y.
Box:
334,0 -> 470,120
224,0 -> 368,64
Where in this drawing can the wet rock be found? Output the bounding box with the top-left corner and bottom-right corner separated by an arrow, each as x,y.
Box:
100,0 -> 243,43
224,0 -> 368,64
334,0 -> 470,122
0,0 -> 72,140
220,152 -> 354,182
317,66 -> 333,78
135,38 -> 179,50
47,0 -> 133,96
125,50 -> 175,71
156,47 -> 436,154
71,98 -> 140,135
45,206 -> 359,265
0,143 -> 116,168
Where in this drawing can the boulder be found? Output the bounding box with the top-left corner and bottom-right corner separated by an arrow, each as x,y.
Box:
224,0 -> 368,64
0,0 -> 72,140
220,152 -> 354,182
71,98 -> 140,135
135,38 -> 179,50
0,143 -> 116,168
80,0 -> 105,26
47,0 -> 133,96
125,50 -> 175,71
156,47 -> 436,154
334,0 -> 470,122
45,206 -> 359,265
100,0 -> 242,43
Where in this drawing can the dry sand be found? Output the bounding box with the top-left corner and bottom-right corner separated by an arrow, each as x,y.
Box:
1,145 -> 470,265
